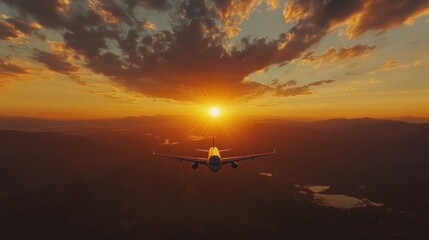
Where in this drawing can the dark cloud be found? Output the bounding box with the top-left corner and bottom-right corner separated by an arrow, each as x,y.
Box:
284,0 -> 429,38
0,0 -> 69,29
32,50 -> 86,85
348,0 -> 429,37
0,17 -> 40,40
126,0 -> 172,12
0,58 -> 29,76
63,27 -> 118,59
5,18 -> 40,33
0,20 -> 21,40
33,50 -> 79,74
271,0 -> 366,72
1,0 -> 428,101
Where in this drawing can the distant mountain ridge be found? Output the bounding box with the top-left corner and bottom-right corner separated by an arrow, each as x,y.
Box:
1,115 -> 428,133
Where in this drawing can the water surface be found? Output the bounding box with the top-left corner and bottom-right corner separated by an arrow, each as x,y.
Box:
306,185 -> 383,209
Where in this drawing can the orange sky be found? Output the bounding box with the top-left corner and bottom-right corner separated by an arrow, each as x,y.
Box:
1,0 -> 429,119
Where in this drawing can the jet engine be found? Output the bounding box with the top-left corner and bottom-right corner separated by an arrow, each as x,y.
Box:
231,161 -> 238,169
192,162 -> 198,169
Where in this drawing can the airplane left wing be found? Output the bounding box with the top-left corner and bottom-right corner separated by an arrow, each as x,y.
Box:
153,152 -> 208,164
222,149 -> 275,163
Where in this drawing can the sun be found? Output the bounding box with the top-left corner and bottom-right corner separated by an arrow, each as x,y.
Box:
209,107 -> 220,117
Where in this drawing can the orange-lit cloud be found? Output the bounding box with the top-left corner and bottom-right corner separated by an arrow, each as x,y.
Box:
0,58 -> 29,76
0,57 -> 33,86
214,0 -> 280,37
347,0 -> 429,37
370,59 -> 424,73
283,0 -> 316,22
283,0 -> 429,38
89,0 -> 120,24
0,17 -> 40,40
0,20 -> 24,40
142,21 -> 156,30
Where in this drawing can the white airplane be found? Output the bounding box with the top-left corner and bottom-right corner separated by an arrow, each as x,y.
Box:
153,136 -> 275,172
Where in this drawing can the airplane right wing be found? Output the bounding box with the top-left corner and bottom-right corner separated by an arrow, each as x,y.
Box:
153,152 -> 208,164
222,149 -> 275,163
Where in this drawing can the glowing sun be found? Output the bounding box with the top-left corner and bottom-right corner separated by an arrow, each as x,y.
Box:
209,107 -> 220,117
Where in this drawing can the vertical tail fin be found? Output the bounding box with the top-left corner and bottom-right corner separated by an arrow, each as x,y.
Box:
212,132 -> 215,148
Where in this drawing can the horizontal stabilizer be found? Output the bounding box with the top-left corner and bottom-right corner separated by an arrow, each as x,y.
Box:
222,149 -> 275,163
219,149 -> 231,152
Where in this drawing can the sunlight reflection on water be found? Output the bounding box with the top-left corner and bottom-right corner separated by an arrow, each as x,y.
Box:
307,185 -> 383,209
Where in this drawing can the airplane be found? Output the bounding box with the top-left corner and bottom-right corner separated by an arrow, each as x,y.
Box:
153,135 -> 275,172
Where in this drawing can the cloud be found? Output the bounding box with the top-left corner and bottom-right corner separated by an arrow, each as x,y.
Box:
284,0 -> 429,38
0,0 -> 70,29
371,59 -> 423,72
214,0 -> 280,37
273,79 -> 335,97
0,16 -> 41,40
346,0 -> 429,37
33,50 -> 79,74
346,58 -> 423,76
0,58 -> 31,86
81,0 -> 354,101
88,0 -> 122,24
32,50 -> 85,85
301,44 -> 375,65
1,0 -> 428,102
282,0 -> 366,29
142,21 -> 156,30
0,20 -> 22,40
126,0 -> 172,12
283,0 -> 318,22
5,17 -> 41,34
0,58 -> 29,76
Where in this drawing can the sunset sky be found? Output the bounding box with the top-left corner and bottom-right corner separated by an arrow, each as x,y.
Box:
1,0 -> 428,119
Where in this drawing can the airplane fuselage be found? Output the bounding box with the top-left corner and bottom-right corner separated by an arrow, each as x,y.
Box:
208,147 -> 222,172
